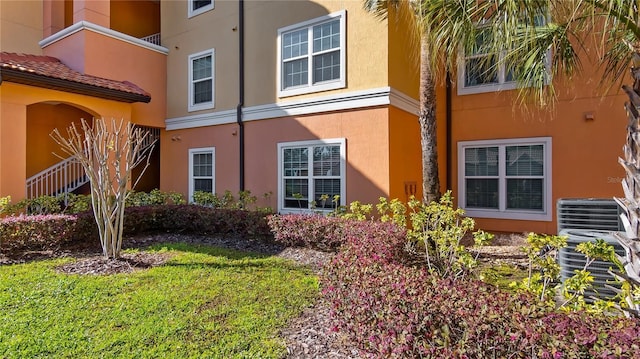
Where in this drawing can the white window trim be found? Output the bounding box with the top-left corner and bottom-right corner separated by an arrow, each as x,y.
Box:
277,138 -> 346,214
277,10 -> 347,98
188,49 -> 215,112
457,137 -> 552,221
457,50 -> 551,95
458,14 -> 551,96
188,0 -> 214,18
457,51 -> 518,95
188,147 -> 215,202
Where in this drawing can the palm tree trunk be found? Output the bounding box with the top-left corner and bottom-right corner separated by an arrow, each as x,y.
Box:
419,36 -> 440,203
614,67 -> 640,317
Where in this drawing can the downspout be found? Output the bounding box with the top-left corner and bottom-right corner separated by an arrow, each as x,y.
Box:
445,71 -> 452,190
237,0 -> 245,191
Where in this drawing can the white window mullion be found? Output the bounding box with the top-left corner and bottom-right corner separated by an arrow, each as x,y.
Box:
307,148 -> 314,209
306,27 -> 314,88
498,146 -> 506,212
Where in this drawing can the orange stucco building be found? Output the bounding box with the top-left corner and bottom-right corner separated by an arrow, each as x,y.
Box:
0,0 -> 629,234
0,0 -> 165,200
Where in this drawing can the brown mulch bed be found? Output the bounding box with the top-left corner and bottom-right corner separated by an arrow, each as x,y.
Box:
0,232 -> 527,358
56,251 -> 174,275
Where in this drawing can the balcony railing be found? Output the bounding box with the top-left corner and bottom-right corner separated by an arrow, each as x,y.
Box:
140,33 -> 161,46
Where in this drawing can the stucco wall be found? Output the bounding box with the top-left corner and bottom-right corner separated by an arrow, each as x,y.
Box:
450,67 -> 628,234
162,0 -> 390,119
110,0 -> 160,39
42,30 -> 167,128
0,82 -> 132,201
1,0 -> 44,54
26,103 -> 89,178
160,106 -> 391,209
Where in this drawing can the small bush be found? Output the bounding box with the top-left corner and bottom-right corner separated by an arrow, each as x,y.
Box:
2,196 -> 62,216
192,190 -> 273,212
0,214 -> 79,251
122,205 -> 271,238
0,205 -> 272,253
126,189 -> 185,207
267,214 -> 349,251
267,214 -> 407,254
328,192 -> 491,279
63,193 -> 92,213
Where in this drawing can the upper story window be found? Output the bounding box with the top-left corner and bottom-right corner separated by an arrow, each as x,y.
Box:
458,137 -> 552,221
188,0 -> 214,18
188,49 -> 215,112
458,29 -> 517,95
458,11 -> 548,95
277,139 -> 346,213
277,10 -> 346,98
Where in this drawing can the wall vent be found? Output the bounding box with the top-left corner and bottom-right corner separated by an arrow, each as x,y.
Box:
558,229 -> 624,300
557,198 -> 623,233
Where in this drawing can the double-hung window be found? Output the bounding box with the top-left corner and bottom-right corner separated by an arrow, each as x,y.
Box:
458,28 -> 516,95
188,0 -> 213,18
188,49 -> 214,112
458,11 -> 548,95
278,139 -> 346,212
189,147 -> 215,201
458,137 -> 552,221
277,10 -> 346,97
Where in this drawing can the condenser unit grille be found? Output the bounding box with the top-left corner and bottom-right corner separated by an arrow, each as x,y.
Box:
558,230 -> 624,301
557,198 -> 623,233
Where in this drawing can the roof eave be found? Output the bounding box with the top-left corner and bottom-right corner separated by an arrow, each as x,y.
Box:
0,68 -> 151,104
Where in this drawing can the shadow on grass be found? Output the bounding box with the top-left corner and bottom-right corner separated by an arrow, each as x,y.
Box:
144,242 -> 306,272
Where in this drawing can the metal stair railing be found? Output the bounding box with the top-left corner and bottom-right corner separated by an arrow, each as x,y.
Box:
26,157 -> 88,202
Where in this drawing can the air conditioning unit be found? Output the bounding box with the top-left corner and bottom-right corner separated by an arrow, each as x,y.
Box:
556,199 -> 625,301
558,229 -> 625,300
557,198 -> 623,233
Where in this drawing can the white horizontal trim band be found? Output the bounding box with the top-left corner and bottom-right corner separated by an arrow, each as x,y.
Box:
39,21 -> 169,55
165,87 -> 419,130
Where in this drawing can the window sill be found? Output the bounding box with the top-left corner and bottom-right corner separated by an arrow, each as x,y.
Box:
188,103 -> 215,113
463,208 -> 552,221
457,82 -> 518,96
278,80 -> 345,98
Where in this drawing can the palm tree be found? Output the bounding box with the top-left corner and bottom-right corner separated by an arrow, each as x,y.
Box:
363,0 -> 442,203
423,0 -> 640,317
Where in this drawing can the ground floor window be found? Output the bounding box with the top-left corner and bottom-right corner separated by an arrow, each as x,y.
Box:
189,147 -> 215,201
457,137 -> 552,221
277,139 -> 345,212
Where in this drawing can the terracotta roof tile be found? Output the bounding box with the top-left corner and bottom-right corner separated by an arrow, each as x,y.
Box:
0,52 -> 151,102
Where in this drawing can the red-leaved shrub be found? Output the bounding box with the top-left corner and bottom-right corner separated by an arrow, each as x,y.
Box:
267,214 -> 349,251
122,205 -> 271,238
322,222 -> 640,358
267,214 -> 407,253
0,205 -> 272,252
0,214 -> 80,251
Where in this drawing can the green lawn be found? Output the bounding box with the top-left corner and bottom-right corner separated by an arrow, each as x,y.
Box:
0,243 -> 318,358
